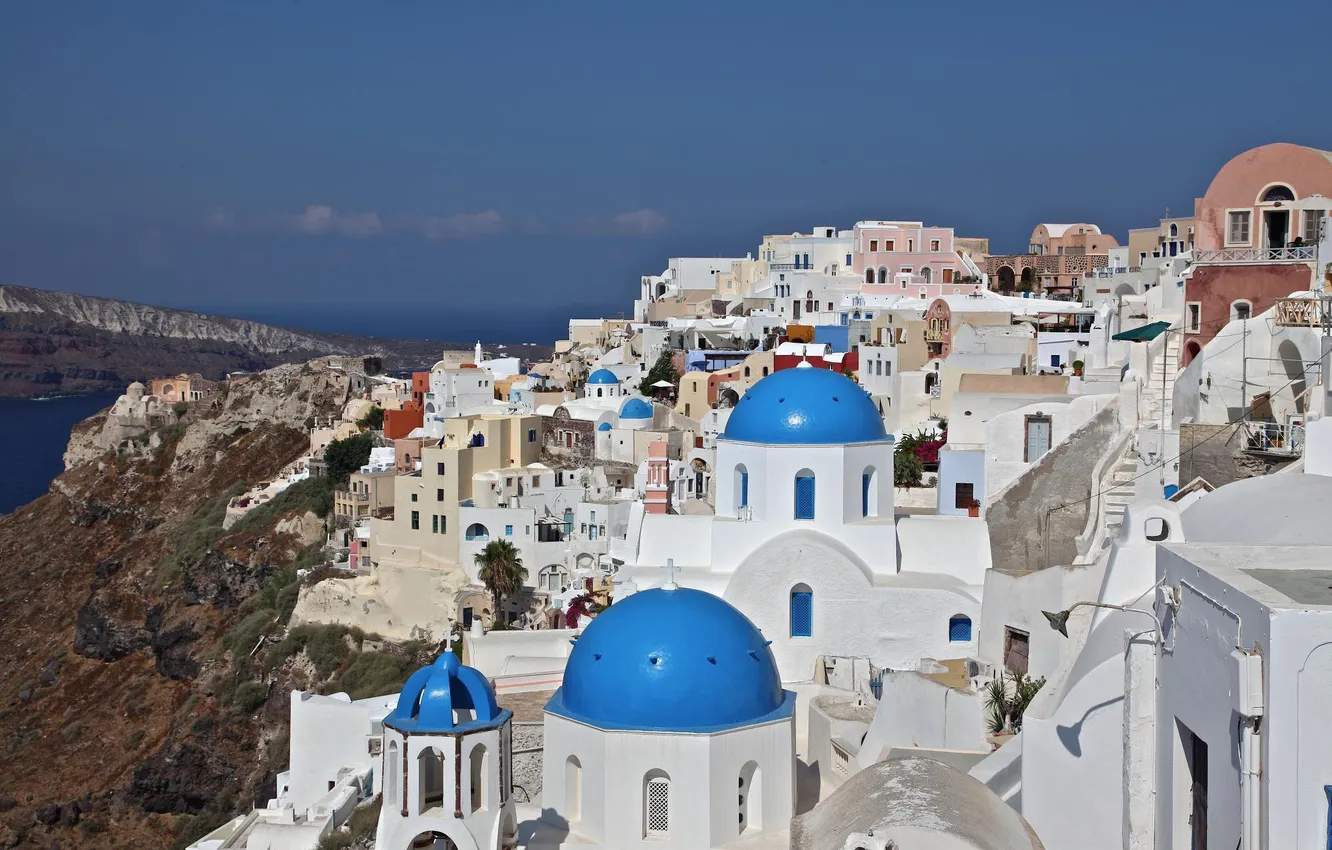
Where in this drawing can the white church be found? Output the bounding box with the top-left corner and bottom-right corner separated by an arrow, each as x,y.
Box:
616,363 -> 992,680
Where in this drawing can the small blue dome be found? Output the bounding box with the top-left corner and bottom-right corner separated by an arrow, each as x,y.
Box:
547,588 -> 791,732
587,369 -> 619,385
721,366 -> 887,445
597,421 -> 612,431
620,398 -> 653,419
384,652 -> 508,734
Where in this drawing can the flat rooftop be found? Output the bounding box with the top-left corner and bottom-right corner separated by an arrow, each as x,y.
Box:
1162,543 -> 1332,609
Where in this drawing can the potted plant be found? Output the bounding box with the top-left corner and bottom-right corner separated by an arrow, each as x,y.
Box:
1071,359 -> 1084,377
966,499 -> 981,518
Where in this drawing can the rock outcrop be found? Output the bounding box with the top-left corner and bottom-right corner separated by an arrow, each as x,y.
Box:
0,284 -> 448,397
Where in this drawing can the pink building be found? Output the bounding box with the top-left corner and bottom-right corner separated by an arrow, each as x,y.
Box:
1182,142 -> 1332,364
986,223 -> 1118,299
852,221 -> 985,299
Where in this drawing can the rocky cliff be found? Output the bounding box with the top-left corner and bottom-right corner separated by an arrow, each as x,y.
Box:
0,285 -> 448,397
0,360 -> 432,849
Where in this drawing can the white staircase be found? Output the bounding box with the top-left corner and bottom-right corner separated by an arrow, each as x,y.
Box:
1101,455 -> 1139,537
1140,331 -> 1180,428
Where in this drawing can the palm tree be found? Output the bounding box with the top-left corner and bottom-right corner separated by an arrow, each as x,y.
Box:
474,540 -> 528,625
984,670 -> 1046,735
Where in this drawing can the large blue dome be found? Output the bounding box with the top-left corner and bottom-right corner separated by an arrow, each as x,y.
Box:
587,368 -> 619,385
547,587 -> 791,732
721,365 -> 888,445
384,652 -> 509,734
619,398 -> 653,419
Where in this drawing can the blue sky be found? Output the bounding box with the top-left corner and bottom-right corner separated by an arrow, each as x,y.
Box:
2,0 -> 1330,340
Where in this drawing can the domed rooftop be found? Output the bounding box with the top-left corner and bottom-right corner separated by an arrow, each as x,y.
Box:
547,587 -> 792,732
587,368 -> 619,385
384,652 -> 508,734
620,398 -> 653,419
597,421 -> 612,431
721,365 -> 888,445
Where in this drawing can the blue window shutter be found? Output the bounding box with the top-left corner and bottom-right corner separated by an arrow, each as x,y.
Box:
949,616 -> 972,642
862,473 -> 871,517
740,471 -> 749,508
795,475 -> 815,520
791,591 -> 813,637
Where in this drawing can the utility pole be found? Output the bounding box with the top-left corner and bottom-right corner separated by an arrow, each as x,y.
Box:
1241,316 -> 1248,415
1322,292 -> 1332,418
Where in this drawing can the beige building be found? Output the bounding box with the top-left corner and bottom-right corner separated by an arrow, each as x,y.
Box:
370,414 -> 542,571
334,469 -> 396,522
1126,215 -> 1195,268
675,372 -> 711,419
954,237 -> 991,268
149,373 -> 213,404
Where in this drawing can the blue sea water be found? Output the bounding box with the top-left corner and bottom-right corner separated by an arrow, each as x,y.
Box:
0,394 -> 118,514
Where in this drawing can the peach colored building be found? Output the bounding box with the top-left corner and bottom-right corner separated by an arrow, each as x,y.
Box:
853,221 -> 985,298
1182,142 -> 1332,364
986,223 -> 1119,299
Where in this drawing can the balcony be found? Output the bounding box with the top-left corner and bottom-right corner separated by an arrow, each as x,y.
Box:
1242,421 -> 1304,458
1192,246 -> 1316,264
770,262 -> 812,271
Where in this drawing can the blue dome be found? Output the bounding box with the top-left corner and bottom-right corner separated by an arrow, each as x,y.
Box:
587,369 -> 619,385
384,652 -> 509,734
620,398 -> 653,419
597,421 -> 612,431
547,587 -> 792,732
721,366 -> 887,445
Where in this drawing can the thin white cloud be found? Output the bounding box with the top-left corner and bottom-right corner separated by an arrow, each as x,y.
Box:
204,206 -> 236,230
285,204 -> 383,238
610,208 -> 668,236
413,210 -> 504,240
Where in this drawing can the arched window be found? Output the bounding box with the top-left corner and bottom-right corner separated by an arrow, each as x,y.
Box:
739,761 -> 762,834
865,268 -> 875,284
386,740 -> 400,808
1260,184 -> 1295,203
470,743 -> 488,812
948,615 -> 972,642
470,432 -> 485,447
1169,223 -> 1179,238
861,466 -> 878,517
417,746 -> 445,814
877,267 -> 889,284
743,366 -> 751,378
794,469 -> 815,520
790,583 -> 813,637
565,756 -> 582,822
762,367 -> 769,377
1231,299 -> 1252,322
920,266 -> 932,284
465,523 -> 490,542
644,770 -> 671,838
539,565 -> 568,592
735,464 -> 749,512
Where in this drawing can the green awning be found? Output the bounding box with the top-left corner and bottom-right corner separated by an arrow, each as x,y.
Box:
1112,320 -> 1171,342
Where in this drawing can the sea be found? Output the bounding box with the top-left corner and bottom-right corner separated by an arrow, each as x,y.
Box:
1,394 -> 119,514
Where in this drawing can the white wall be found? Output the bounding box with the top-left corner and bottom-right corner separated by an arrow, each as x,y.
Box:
858,672 -> 988,763
286,692 -> 382,817
936,447 -> 984,516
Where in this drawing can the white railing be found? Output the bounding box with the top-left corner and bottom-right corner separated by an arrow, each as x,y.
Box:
1242,422 -> 1305,457
1192,246 -> 1316,264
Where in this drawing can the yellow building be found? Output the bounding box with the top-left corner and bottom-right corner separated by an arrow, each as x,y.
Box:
370,414 -> 541,570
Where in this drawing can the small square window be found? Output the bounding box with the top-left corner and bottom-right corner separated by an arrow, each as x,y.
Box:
411,493 -> 418,502
528,428 -> 537,442
436,462 -> 445,475
505,525 -> 513,536
410,511 -> 419,530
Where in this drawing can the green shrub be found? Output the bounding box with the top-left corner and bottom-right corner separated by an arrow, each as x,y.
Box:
325,434 -> 373,485
234,681 -> 270,713
224,608 -> 277,662
231,477 -> 334,534
332,652 -> 415,700
170,812 -> 232,850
